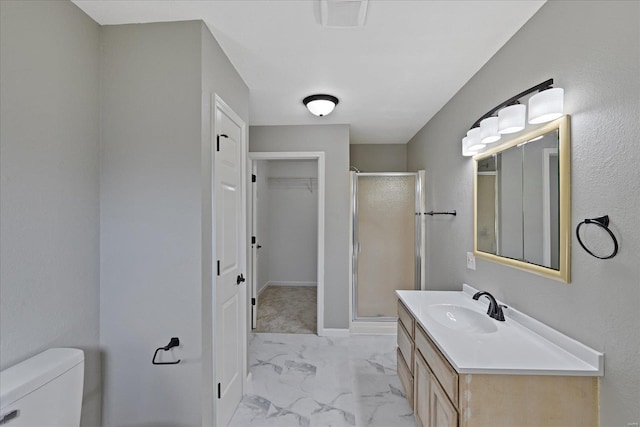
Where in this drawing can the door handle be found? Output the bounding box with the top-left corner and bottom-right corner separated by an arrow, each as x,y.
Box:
236,274 -> 245,285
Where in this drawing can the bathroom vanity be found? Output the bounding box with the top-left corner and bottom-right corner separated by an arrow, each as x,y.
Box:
396,286 -> 602,427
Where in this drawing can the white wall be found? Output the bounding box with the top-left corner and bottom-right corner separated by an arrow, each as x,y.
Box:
250,125 -> 350,329
407,1 -> 640,424
350,144 -> 407,172
100,20 -> 249,427
0,2 -> 102,426
266,160 -> 318,287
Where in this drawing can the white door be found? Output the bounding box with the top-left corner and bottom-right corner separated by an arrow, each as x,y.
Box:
214,97 -> 245,426
250,161 -> 258,329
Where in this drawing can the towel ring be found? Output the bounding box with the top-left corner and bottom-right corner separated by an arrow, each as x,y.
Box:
152,337 -> 181,365
576,215 -> 618,260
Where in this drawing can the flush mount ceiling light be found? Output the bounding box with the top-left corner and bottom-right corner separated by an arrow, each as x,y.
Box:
461,78 -> 564,156
303,94 -> 339,117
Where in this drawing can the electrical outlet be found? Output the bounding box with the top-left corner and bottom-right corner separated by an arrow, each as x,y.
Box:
466,252 -> 476,270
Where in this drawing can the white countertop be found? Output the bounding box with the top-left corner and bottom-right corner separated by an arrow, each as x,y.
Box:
396,285 -> 603,376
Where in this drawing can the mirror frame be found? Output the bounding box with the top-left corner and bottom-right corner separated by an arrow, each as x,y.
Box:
473,115 -> 571,283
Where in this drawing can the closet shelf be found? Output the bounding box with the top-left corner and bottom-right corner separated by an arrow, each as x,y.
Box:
267,177 -> 317,193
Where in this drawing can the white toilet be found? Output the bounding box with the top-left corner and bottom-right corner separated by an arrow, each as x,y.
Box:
0,348 -> 84,426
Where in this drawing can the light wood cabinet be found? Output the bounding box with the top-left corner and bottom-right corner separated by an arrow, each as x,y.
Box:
429,371 -> 457,427
413,333 -> 458,427
413,350 -> 430,427
397,299 -> 598,427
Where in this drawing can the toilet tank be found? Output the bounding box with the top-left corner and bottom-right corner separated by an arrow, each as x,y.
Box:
0,348 -> 84,427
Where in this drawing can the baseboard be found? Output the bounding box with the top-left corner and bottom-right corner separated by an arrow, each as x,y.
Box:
350,320 -> 397,335
257,282 -> 270,296
244,371 -> 253,395
319,328 -> 350,337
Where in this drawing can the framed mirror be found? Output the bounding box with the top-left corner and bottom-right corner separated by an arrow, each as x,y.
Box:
473,115 -> 571,282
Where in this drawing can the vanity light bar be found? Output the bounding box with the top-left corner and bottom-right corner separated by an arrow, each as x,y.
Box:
462,79 -> 564,156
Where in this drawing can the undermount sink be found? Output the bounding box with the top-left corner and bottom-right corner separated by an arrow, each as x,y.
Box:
425,304 -> 498,334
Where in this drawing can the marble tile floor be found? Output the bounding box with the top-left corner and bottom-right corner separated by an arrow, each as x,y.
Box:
229,332 -> 417,427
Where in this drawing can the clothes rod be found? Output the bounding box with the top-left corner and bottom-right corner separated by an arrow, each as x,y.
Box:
425,210 -> 457,216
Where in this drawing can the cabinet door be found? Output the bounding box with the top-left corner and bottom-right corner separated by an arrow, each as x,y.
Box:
414,351 -> 431,427
429,372 -> 458,427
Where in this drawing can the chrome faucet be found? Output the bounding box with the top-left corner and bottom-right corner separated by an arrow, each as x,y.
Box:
472,291 -> 505,321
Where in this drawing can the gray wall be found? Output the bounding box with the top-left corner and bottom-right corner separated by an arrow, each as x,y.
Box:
406,1 -> 640,424
0,2 -> 102,426
100,21 -> 202,427
266,160 -> 318,287
250,125 -> 350,329
100,20 -> 248,427
350,144 -> 407,172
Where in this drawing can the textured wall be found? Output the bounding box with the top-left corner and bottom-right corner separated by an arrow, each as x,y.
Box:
0,2 -> 102,425
350,144 -> 407,172
407,1 -> 640,424
250,125 -> 350,330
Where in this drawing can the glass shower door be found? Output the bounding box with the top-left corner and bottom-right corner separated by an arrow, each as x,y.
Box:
353,173 -> 419,321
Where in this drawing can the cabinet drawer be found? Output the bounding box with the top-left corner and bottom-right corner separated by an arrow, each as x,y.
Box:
397,322 -> 414,375
397,300 -> 415,338
415,324 -> 458,408
397,348 -> 414,408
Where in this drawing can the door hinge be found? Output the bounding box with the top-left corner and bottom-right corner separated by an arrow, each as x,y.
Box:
216,134 -> 228,152
252,236 -> 256,244
252,297 -> 256,306
0,410 -> 19,425
217,260 -> 220,276
217,382 -> 221,399
252,174 -> 257,183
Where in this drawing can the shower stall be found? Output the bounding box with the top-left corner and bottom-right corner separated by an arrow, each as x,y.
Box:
350,171 -> 425,331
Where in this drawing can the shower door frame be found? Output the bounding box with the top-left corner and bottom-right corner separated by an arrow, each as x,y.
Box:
350,171 -> 425,328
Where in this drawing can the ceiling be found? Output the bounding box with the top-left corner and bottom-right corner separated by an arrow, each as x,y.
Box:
73,0 -> 545,144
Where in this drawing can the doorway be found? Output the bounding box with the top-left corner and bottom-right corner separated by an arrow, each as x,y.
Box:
248,152 -> 325,336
